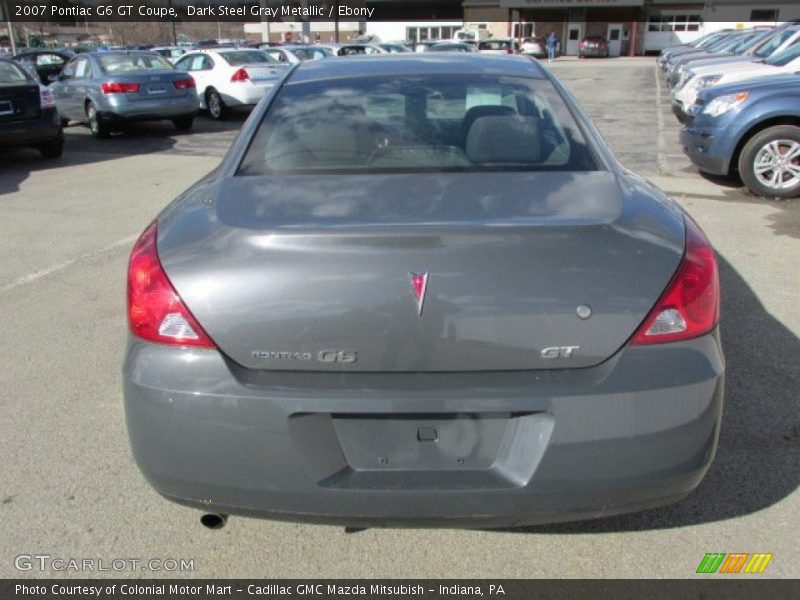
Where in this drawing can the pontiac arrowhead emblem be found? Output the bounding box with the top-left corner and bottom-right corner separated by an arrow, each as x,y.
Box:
410,272 -> 429,316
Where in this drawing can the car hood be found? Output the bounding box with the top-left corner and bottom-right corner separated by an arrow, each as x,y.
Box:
698,72 -> 800,101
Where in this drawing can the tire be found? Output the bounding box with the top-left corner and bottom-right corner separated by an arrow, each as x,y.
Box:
38,139 -> 63,159
738,125 -> 800,200
86,102 -> 110,139
173,116 -> 194,131
205,89 -> 226,120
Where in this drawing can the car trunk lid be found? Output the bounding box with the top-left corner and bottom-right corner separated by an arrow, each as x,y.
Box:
158,171 -> 684,372
0,81 -> 40,122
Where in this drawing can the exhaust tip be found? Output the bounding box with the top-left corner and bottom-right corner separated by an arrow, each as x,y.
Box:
200,513 -> 228,530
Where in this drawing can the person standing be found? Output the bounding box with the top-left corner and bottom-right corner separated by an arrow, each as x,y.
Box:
546,31 -> 558,61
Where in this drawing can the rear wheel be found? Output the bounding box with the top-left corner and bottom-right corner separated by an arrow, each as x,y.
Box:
738,125 -> 800,200
38,139 -> 63,159
206,89 -> 226,120
86,102 -> 110,139
173,116 -> 194,131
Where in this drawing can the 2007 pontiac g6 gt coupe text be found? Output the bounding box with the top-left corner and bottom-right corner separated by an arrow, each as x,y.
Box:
123,54 -> 724,527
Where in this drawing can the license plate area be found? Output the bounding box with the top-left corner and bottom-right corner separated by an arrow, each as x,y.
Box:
148,84 -> 166,95
289,412 -> 554,490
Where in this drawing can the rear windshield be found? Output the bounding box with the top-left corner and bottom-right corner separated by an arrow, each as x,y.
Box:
237,73 -> 599,175
0,61 -> 28,82
98,54 -> 172,73
221,51 -> 275,65
478,40 -> 511,50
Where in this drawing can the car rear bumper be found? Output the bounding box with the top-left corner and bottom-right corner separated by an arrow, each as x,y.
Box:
123,332 -> 724,527
99,95 -> 199,122
579,48 -> 608,57
217,81 -> 277,108
0,107 -> 61,147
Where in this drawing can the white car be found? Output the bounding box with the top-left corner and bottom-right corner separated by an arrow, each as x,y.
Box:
477,39 -> 518,55
258,45 -> 332,64
674,42 -> 800,114
173,49 -> 287,120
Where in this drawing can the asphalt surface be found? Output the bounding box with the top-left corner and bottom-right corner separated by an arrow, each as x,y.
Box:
0,57 -> 798,579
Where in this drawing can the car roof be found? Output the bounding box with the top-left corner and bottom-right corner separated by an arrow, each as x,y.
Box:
287,53 -> 545,83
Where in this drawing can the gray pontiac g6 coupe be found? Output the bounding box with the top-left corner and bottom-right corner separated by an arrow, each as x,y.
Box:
123,54 -> 724,528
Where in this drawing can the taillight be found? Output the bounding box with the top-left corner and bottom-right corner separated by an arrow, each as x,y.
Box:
631,218 -> 719,345
39,86 -> 56,109
101,82 -> 140,94
127,221 -> 215,349
230,68 -> 249,82
506,48 -> 514,55
173,77 -> 196,90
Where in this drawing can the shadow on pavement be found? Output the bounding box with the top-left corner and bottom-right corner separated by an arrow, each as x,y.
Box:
512,254 -> 800,533
0,112 -> 247,196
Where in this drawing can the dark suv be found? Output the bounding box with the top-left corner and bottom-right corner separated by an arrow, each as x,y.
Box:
0,59 -> 63,158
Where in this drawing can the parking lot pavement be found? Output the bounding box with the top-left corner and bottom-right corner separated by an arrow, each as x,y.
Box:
0,58 -> 798,579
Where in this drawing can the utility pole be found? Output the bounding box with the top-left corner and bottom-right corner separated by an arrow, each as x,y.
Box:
168,0 -> 177,45
259,0 -> 271,43
301,0 -> 311,44
2,0 -> 16,54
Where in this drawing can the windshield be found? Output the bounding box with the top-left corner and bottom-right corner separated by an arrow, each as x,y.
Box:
98,53 -> 173,73
753,29 -> 797,58
221,51 -> 276,65
693,31 -> 726,48
717,32 -> 756,53
733,29 -> 775,54
237,73 -> 598,175
706,33 -> 746,53
765,41 -> 800,66
0,61 -> 28,82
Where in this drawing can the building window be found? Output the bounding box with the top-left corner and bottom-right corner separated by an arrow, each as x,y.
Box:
647,13 -> 702,33
406,26 -> 459,43
513,23 -> 535,39
750,9 -> 779,22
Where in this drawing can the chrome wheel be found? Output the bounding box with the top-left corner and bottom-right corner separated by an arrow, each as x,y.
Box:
207,91 -> 222,119
87,104 -> 98,135
753,139 -> 800,191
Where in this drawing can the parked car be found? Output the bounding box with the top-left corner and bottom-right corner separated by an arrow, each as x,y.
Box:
124,54 -> 723,528
173,49 -> 285,120
323,44 -> 387,57
673,42 -> 800,121
13,49 -> 74,83
578,36 -> 610,58
453,28 -> 491,43
257,45 -> 332,63
413,40 -> 446,53
681,74 -> 800,199
49,51 -> 199,138
477,39 -> 518,55
658,29 -> 735,69
423,42 -> 477,53
664,29 -> 755,84
152,46 -> 188,64
378,43 -> 412,53
671,26 -> 800,90
0,58 -> 63,158
520,37 -> 548,58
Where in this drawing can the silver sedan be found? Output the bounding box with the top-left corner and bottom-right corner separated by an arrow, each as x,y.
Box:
49,51 -> 199,137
